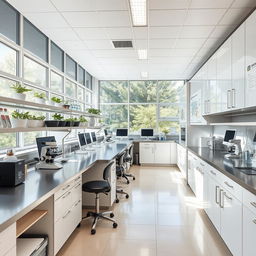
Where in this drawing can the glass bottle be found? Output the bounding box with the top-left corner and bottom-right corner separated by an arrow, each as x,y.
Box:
4,108 -> 12,128
0,108 -> 7,128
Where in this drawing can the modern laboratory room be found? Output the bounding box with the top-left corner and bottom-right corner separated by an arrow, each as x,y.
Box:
0,0 -> 256,256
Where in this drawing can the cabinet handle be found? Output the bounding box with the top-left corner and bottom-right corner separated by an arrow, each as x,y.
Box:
62,191 -> 71,199
250,202 -> 256,208
232,89 -> 235,108
224,192 -> 232,201
227,90 -> 231,109
74,177 -> 81,182
62,210 -> 71,219
200,162 -> 205,167
62,184 -> 70,191
215,186 -> 220,205
210,170 -> 216,176
208,100 -> 211,114
75,200 -> 81,207
253,219 -> 256,224
75,183 -> 81,189
224,181 -> 233,189
220,189 -> 224,208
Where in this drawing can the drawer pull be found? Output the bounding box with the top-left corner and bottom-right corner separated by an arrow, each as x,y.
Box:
75,200 -> 81,207
74,177 -> 81,182
62,191 -> 71,199
74,183 -> 81,189
62,184 -> 70,191
220,189 -> 224,208
62,210 -> 71,219
210,170 -> 216,176
253,219 -> 256,224
224,193 -> 232,201
224,181 -> 233,188
215,186 -> 220,205
250,202 -> 256,208
200,162 -> 205,167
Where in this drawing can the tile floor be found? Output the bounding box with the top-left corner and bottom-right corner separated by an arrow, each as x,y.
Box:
57,166 -> 232,256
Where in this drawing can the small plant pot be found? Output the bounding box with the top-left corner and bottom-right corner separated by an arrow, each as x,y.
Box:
11,118 -> 27,128
80,122 -> 88,128
63,104 -> 70,109
73,121 -> 80,127
37,120 -> 45,127
13,93 -> 26,101
35,98 -> 46,104
65,121 -> 74,127
89,117 -> 95,127
27,120 -> 38,128
58,121 -> 66,127
45,120 -> 59,127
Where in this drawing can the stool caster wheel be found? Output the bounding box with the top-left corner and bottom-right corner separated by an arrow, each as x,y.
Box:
127,181 -> 130,184
116,198 -> 119,203
113,223 -> 118,228
86,212 -> 90,217
110,213 -> 114,218
126,194 -> 129,199
91,229 -> 96,235
133,177 -> 135,180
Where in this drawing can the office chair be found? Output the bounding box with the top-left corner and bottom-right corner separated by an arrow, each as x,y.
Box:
82,161 -> 118,235
124,144 -> 136,181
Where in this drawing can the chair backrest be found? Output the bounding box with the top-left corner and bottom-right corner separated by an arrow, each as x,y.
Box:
103,161 -> 115,181
117,150 -> 126,166
129,144 -> 134,163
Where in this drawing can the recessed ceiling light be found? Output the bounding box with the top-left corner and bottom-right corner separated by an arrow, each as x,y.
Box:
138,49 -> 147,60
129,0 -> 147,27
141,71 -> 148,78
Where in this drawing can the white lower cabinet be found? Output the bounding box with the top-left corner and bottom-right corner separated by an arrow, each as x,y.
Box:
0,223 -> 16,256
187,152 -> 196,193
177,144 -> 186,177
139,143 -> 155,164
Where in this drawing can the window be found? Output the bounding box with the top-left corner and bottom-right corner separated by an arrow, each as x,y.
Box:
0,0 -> 19,44
24,19 -> 48,62
100,81 -> 128,103
24,56 -> 47,87
0,42 -> 17,76
158,80 -> 183,103
65,79 -> 76,98
51,71 -> 63,93
77,86 -> 84,101
130,81 -> 157,103
24,85 -> 47,103
51,42 -> 64,72
159,104 -> 179,119
66,55 -> 76,80
0,77 -> 17,98
159,121 -> 180,135
78,65 -> 85,85
85,91 -> 92,105
0,133 -> 16,149
23,132 -> 42,146
86,72 -> 92,90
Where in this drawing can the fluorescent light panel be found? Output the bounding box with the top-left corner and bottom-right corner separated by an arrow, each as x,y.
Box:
138,49 -> 147,59
129,0 -> 147,26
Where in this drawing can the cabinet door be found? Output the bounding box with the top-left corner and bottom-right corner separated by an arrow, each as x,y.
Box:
207,54 -> 217,113
139,143 -> 155,164
232,23 -> 245,109
155,143 -> 171,164
243,206 -> 256,256
245,10 -> 256,108
207,176 -> 221,232
170,143 -> 177,164
220,190 -> 242,256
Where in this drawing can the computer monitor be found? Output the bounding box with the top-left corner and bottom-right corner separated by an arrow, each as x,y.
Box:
91,132 -> 97,143
78,133 -> 86,148
223,130 -> 236,145
116,128 -> 128,137
36,136 -> 56,157
141,128 -> 154,137
85,132 -> 92,145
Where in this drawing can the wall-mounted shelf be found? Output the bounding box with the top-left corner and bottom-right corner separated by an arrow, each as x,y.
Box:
0,126 -> 103,133
16,210 -> 48,237
0,96 -> 102,118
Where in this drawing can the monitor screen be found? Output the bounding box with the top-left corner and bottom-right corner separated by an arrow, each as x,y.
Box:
85,133 -> 92,145
141,129 -> 154,137
36,136 -> 56,157
224,130 -> 236,143
78,133 -> 86,147
91,132 -> 97,142
104,129 -> 108,136
116,129 -> 128,137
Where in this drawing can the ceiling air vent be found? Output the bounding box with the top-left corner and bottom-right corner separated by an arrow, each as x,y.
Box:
112,40 -> 133,48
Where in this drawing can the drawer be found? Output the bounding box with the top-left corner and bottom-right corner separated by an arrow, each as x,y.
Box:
71,199 -> 82,229
4,247 -> 16,256
0,223 -> 16,256
73,175 -> 81,186
221,175 -> 243,201
72,182 -> 82,205
55,180 -> 74,200
207,164 -> 222,183
243,189 -> 256,215
55,189 -> 73,222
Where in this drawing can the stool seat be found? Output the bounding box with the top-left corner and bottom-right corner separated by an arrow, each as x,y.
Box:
82,180 -> 110,194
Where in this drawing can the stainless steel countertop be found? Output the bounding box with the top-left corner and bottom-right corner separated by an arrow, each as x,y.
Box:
0,141 -> 131,232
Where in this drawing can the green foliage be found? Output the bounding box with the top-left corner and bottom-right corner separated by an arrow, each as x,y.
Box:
11,111 -> 30,119
34,92 -> 46,99
52,113 -> 64,120
87,108 -> 101,115
161,127 -> 170,135
11,84 -> 32,94
79,116 -> 88,122
51,96 -> 62,103
0,133 -> 16,149
65,117 -> 78,122
27,114 -> 45,120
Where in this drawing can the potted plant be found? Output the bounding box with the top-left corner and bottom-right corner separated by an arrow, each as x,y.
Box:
27,115 -> 38,128
11,111 -> 29,128
52,113 -> 66,127
79,116 -> 88,127
87,108 -> 101,127
161,127 -> 169,140
65,117 -> 74,127
63,101 -> 70,109
73,117 -> 80,127
34,92 -> 46,104
51,96 -> 63,107
35,115 -> 45,127
11,84 -> 32,101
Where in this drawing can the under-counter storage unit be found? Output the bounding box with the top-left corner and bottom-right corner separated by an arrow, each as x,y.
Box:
0,223 -> 16,256
139,142 -> 176,165
177,144 -> 186,178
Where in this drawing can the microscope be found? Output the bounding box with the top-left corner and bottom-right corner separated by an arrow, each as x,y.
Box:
224,139 -> 242,159
36,141 -> 63,170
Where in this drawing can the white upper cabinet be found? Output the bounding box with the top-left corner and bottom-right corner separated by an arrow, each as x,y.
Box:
245,10 -> 256,108
231,23 -> 245,110
207,54 -> 217,114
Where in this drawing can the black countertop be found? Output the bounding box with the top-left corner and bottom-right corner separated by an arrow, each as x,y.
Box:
0,141 -> 131,232
188,146 -> 256,195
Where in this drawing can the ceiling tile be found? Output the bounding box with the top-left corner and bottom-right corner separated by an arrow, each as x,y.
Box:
202,38 -> 224,49
133,39 -> 148,49
74,28 -> 109,40
44,28 -> 80,41
149,39 -> 176,49
92,49 -> 137,58
61,12 -> 101,27
25,12 -> 69,28
209,25 -> 235,38
149,10 -> 187,26
190,0 -> 233,8
149,0 -> 190,9
174,38 -> 206,48
219,8 -> 252,25
133,27 -> 148,39
149,26 -> 181,39
185,9 -> 226,25
231,0 -> 256,8
149,49 -> 172,57
84,40 -> 114,50
54,40 -> 88,50
99,11 -> 131,27
105,27 -> 133,40
180,26 -> 214,38
7,0 -> 56,13
169,48 -> 199,57
51,0 -> 93,12
92,0 -> 128,11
